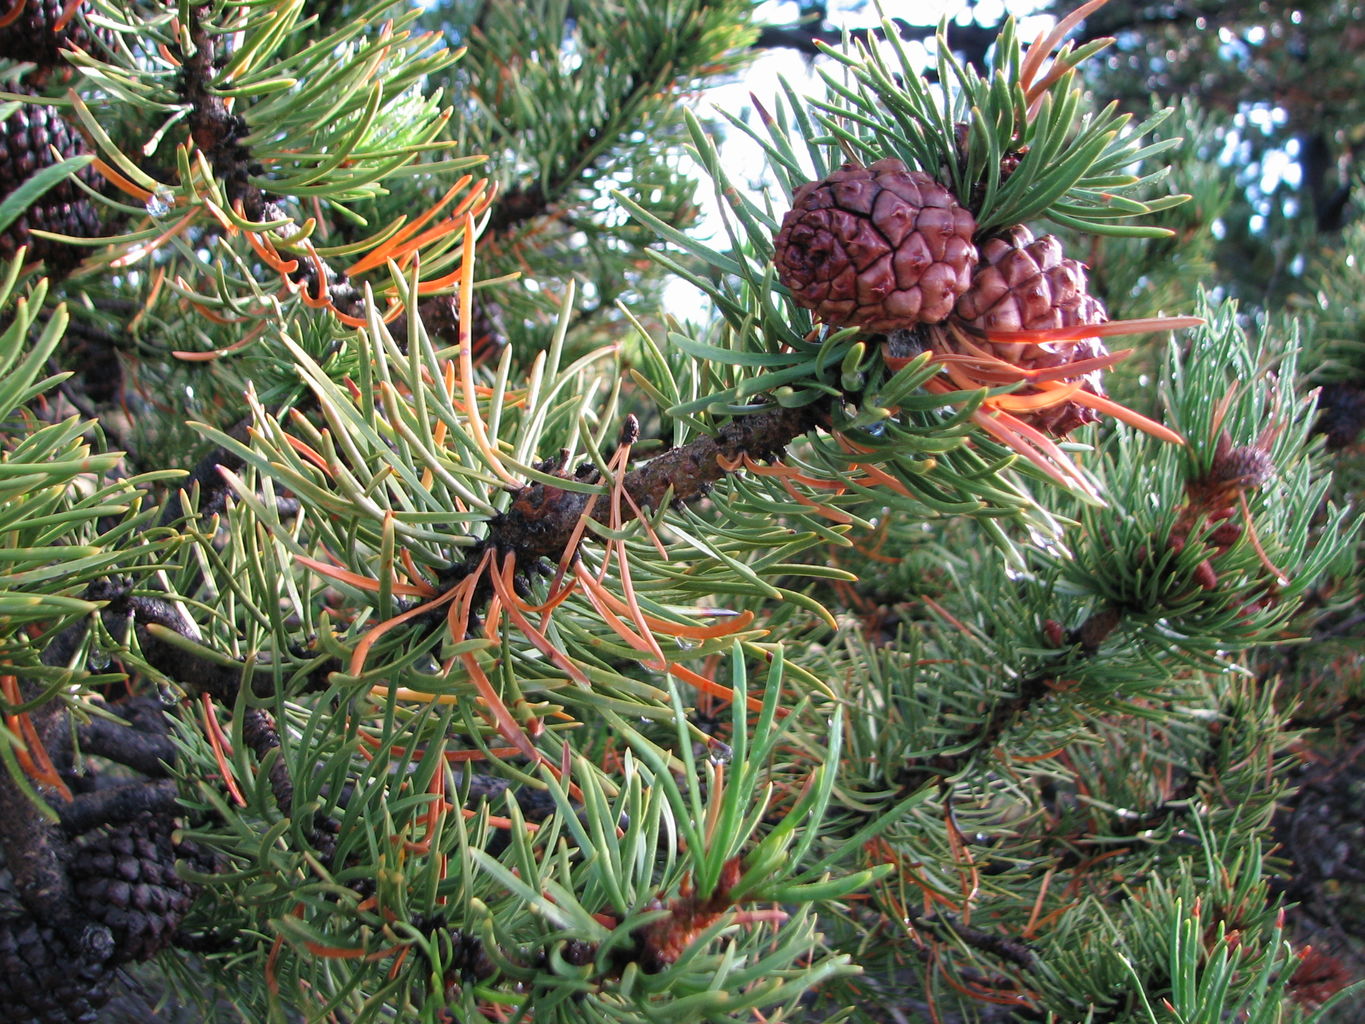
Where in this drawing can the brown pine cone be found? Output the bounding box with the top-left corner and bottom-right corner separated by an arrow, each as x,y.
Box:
1315,382 -> 1365,449
0,0 -> 109,67
774,159 -> 978,330
954,226 -> 1099,334
952,226 -> 1110,434
0,94 -> 104,276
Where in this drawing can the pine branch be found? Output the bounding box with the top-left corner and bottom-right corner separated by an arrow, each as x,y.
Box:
77,710 -> 177,778
57,779 -> 181,835
182,5 -> 255,219
897,605 -> 1124,789
483,401 -> 828,563
912,910 -> 1038,971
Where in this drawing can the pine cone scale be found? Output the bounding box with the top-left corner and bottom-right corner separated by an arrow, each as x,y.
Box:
949,225 -> 1111,434
0,93 -> 104,275
775,159 -> 978,330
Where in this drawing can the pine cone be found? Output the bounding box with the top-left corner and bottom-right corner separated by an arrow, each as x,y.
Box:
774,159 -> 978,330
0,0 -> 108,67
68,813 -> 207,964
954,226 -> 1100,333
953,226 -> 1109,434
0,94 -> 104,275
1,864 -> 113,1023
1316,382 -> 1365,449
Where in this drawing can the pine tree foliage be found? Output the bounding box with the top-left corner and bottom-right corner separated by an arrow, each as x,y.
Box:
0,1 -> 1361,1022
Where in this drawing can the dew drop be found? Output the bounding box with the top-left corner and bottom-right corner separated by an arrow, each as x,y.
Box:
145,189 -> 174,218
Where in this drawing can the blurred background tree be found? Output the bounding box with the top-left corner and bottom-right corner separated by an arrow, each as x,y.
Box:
0,1 -> 1362,1022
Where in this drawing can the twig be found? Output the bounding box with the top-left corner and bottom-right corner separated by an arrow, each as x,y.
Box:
897,606 -> 1124,790
58,779 -> 181,835
77,713 -> 178,777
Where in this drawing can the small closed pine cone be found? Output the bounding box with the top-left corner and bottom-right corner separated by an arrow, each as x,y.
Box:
0,0 -> 108,67
774,158 -> 978,330
68,812 -> 208,964
1,863 -> 114,1023
0,916 -> 113,1023
955,226 -> 1100,334
0,94 -> 104,275
953,225 -> 1109,434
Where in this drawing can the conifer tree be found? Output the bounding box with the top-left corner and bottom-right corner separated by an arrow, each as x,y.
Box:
0,1 -> 1360,1022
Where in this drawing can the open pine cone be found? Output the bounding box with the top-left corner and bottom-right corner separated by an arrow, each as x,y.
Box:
774,159 -> 978,331
952,225 -> 1109,434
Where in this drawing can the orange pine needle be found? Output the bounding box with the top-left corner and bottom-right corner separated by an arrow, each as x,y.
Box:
459,807 -> 528,831
300,242 -> 332,309
200,694 -> 247,807
172,318 -> 271,360
1239,491 -> 1290,585
200,198 -> 237,233
989,381 -> 1085,413
582,569 -> 756,640
444,746 -> 524,763
348,587 -> 461,678
0,1 -> 27,28
458,652 -> 559,782
1057,386 -> 1186,444
53,0 -> 84,32
486,555 -> 592,687
296,553 -> 432,598
953,396 -> 1101,499
934,342 -> 1132,386
91,158 -> 155,202
600,444 -> 674,669
444,553 -> 489,646
282,432 -> 335,476
302,941 -> 395,961
15,717 -> 75,800
1010,745 -> 1068,763
841,456 -> 916,502
347,176 -> 474,276
245,228 -> 300,275
398,548 -> 438,596
265,934 -> 285,995
110,208 -> 199,268
1020,0 -> 1113,96
543,484 -> 604,618
183,299 -> 241,326
387,945 -> 412,980
667,663 -> 768,713
414,258 -> 469,296
733,452 -> 841,491
1,674 -> 74,801
975,409 -> 1092,493
577,569 -> 667,670
975,314 -> 1205,345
